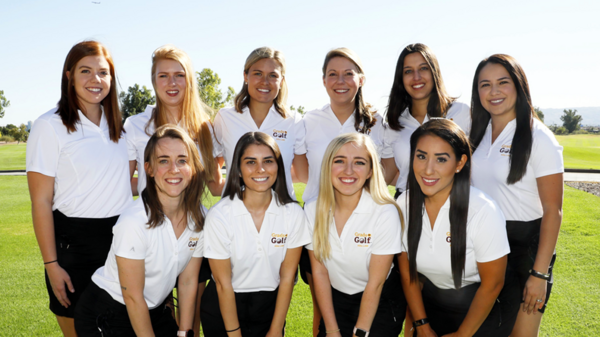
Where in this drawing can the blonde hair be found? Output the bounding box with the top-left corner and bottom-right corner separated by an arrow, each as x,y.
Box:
322,48 -> 376,133
234,47 -> 289,118
313,133 -> 403,262
148,45 -> 217,180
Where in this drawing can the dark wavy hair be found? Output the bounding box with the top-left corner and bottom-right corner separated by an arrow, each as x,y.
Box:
223,131 -> 295,206
470,54 -> 539,185
57,40 -> 123,142
386,43 -> 456,131
406,119 -> 472,289
142,125 -> 207,232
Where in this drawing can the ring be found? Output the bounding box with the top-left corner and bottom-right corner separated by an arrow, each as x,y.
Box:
536,299 -> 543,303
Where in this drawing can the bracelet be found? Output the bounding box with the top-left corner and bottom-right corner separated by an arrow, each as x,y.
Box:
226,326 -> 240,333
326,328 -> 340,334
44,260 -> 58,265
529,269 -> 551,281
413,318 -> 430,327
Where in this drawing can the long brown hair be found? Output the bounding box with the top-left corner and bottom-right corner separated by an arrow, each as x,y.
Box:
386,43 -> 456,131
149,45 -> 218,181
57,40 -> 123,142
142,125 -> 207,232
470,54 -> 538,185
322,48 -> 376,133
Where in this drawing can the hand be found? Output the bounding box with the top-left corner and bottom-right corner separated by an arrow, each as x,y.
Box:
45,262 -> 74,308
522,275 -> 547,314
441,333 -> 463,337
417,324 -> 439,337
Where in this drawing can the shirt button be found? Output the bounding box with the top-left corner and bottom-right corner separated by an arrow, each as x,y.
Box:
258,247 -> 262,251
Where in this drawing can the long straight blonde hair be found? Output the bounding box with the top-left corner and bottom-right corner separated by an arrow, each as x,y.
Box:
148,45 -> 218,180
313,133 -> 403,262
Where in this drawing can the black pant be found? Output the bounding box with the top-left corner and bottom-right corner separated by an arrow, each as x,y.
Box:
505,218 -> 555,313
419,274 -> 519,337
46,210 -> 119,318
317,270 -> 406,337
74,282 -> 178,336
201,280 -> 282,337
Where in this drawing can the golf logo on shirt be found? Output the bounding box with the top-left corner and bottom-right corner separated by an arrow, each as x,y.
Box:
188,236 -> 199,250
499,145 -> 512,157
354,232 -> 372,247
271,233 -> 288,247
272,129 -> 288,141
446,232 -> 452,246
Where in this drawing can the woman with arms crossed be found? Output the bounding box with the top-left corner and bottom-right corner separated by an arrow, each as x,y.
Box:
306,133 -> 406,337
383,43 -> 471,198
213,47 -> 308,199
470,54 -> 563,337
26,41 -> 131,337
397,119 -> 519,336
74,125 -> 205,337
200,131 -> 309,337
301,48 -> 387,335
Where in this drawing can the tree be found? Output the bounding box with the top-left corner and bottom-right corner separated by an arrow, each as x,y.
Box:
12,124 -> 29,144
196,68 -> 235,119
290,105 -> 306,116
119,84 -> 156,121
560,109 -> 583,134
534,106 -> 544,124
0,90 -> 10,119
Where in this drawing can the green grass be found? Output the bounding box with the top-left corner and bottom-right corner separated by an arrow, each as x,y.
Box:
0,143 -> 27,170
1,177 -> 599,336
555,134 -> 600,170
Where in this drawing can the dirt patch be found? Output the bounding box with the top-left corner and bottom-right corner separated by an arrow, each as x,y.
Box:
566,182 -> 600,198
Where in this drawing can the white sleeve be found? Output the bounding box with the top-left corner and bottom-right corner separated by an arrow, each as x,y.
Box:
26,118 -> 60,177
286,204 -> 311,249
396,193 -> 409,253
531,125 -> 564,178
472,203 -> 510,263
372,204 -> 402,255
212,112 -> 225,158
113,216 -> 147,260
381,127 -> 397,159
192,231 -> 204,258
203,210 -> 232,259
123,118 -> 138,161
303,203 -> 316,251
293,115 -> 307,155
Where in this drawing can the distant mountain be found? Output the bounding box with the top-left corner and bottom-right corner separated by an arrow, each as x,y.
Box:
539,107 -> 600,126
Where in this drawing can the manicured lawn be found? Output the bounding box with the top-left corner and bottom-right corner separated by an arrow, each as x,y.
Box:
0,143 -> 27,170
1,178 -> 599,336
555,134 -> 600,170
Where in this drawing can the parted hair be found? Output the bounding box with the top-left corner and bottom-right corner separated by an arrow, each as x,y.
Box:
222,131 -> 295,206
406,119 -> 472,289
234,47 -> 289,118
470,54 -> 539,185
57,40 -> 123,142
322,48 -> 377,133
142,125 -> 207,232
313,133 -> 402,262
149,45 -> 218,181
386,43 -> 456,131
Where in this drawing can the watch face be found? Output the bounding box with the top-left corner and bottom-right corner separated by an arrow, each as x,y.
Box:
355,329 -> 367,337
186,330 -> 194,337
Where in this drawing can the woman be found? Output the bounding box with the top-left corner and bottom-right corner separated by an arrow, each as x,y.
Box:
124,44 -> 222,196
74,125 -> 205,337
301,48 -> 387,335
398,119 -> 519,336
383,43 -> 471,198
306,133 -> 406,337
470,54 -> 563,337
213,46 -> 308,199
26,40 -> 131,337
200,131 -> 309,337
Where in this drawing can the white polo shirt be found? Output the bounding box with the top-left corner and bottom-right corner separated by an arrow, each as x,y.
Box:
382,102 -> 471,192
304,191 -> 402,295
302,104 -> 388,204
471,118 -> 563,221
203,191 -> 310,292
123,105 -> 221,194
92,198 -> 204,309
213,106 -> 306,199
26,107 -> 132,218
397,187 -> 510,289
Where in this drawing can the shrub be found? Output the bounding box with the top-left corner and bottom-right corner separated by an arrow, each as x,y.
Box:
0,135 -> 15,143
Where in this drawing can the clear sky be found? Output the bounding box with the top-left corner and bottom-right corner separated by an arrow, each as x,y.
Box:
1,0 -> 599,126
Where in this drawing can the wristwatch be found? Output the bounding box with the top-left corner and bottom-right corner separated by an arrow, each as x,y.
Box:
177,330 -> 194,337
353,326 -> 369,337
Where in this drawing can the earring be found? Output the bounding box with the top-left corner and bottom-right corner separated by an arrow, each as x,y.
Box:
244,82 -> 248,85
456,170 -> 460,173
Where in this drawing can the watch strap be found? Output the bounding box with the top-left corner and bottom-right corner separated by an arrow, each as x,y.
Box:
529,269 -> 551,281
413,318 -> 430,327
